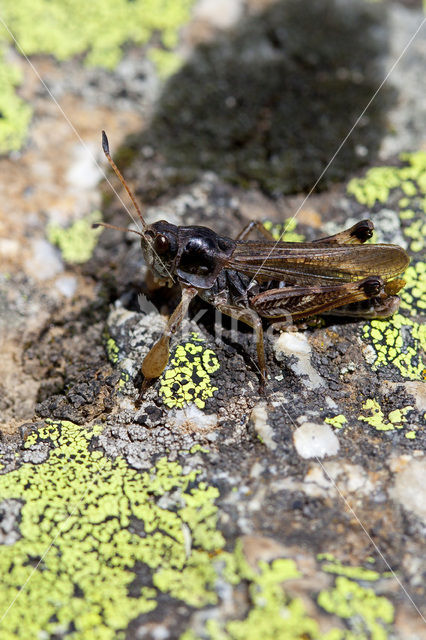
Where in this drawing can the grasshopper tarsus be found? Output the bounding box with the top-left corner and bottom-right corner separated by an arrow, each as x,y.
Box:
135,377 -> 152,408
100,131 -> 410,400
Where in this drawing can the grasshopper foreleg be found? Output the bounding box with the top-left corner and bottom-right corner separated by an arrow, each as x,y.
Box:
138,286 -> 197,400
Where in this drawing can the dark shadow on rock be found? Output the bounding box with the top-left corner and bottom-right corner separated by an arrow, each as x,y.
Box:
138,0 -> 392,196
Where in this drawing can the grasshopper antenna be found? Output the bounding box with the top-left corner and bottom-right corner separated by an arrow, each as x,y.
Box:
92,221 -> 144,237
101,130 -> 147,231
96,131 -> 177,289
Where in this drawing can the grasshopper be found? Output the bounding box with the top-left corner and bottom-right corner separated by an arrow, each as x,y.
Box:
96,132 -> 409,393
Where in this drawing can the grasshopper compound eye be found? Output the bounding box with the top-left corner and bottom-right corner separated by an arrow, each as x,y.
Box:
154,235 -> 170,255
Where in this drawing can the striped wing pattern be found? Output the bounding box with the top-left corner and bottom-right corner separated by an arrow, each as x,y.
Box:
228,242 -> 409,285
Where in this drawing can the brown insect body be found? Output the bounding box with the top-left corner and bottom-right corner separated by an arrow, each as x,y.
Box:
97,132 -> 409,394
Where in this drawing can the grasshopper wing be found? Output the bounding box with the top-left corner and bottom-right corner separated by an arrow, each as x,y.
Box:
228,242 -> 409,286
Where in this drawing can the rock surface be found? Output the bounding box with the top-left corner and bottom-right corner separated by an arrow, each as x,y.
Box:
0,1 -> 425,639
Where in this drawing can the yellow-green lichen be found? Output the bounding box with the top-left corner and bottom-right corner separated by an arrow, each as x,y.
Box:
0,53 -> 32,153
149,48 -> 185,79
47,211 -> 102,263
189,444 -> 210,454
317,558 -> 395,639
225,560 -> 316,640
181,548 -> 319,640
347,152 -> 426,208
347,149 -> 426,382
405,430 -> 416,439
103,332 -> 119,365
358,399 -> 414,432
0,420 -> 225,639
318,576 -> 394,640
403,218 -> 425,254
319,557 -> 380,582
348,153 -> 425,347
117,370 -> 130,390
347,166 -> 401,207
325,414 -> 348,429
347,150 -> 425,325
1,0 -> 194,70
159,332 -> 220,409
362,314 -> 425,380
181,548 -> 396,640
399,261 -> 426,316
263,219 -> 305,243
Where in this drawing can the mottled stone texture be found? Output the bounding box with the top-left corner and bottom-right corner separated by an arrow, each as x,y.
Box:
0,1 -> 425,639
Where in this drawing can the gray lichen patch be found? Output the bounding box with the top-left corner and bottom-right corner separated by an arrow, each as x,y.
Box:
0,499 -> 22,545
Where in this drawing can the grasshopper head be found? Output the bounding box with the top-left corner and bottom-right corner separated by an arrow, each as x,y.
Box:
142,220 -> 179,282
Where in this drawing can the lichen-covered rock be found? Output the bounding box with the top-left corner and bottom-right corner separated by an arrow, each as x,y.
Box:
0,1 -> 425,639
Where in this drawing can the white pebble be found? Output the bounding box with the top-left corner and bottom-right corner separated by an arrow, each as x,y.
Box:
25,239 -> 63,280
273,332 -> 324,390
54,275 -> 77,298
193,0 -> 243,29
66,144 -> 103,190
293,422 -> 340,459
250,402 -> 276,450
275,332 -> 311,355
173,405 -> 217,432
390,458 -> 426,524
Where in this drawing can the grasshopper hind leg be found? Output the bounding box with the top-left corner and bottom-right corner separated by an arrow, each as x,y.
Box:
313,219 -> 374,245
323,295 -> 401,319
323,277 -> 405,319
251,276 -> 395,324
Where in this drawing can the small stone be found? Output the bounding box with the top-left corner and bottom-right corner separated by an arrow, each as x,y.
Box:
250,402 -> 276,450
25,239 -> 64,280
193,0 -> 243,31
273,332 -> 324,390
54,275 -> 77,298
390,458 -> 426,524
293,422 -> 340,459
0,238 -> 20,258
66,144 -> 103,190
172,405 -> 218,433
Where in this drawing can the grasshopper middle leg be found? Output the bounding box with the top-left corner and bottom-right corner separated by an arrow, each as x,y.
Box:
235,220 -> 276,242
216,302 -> 267,392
